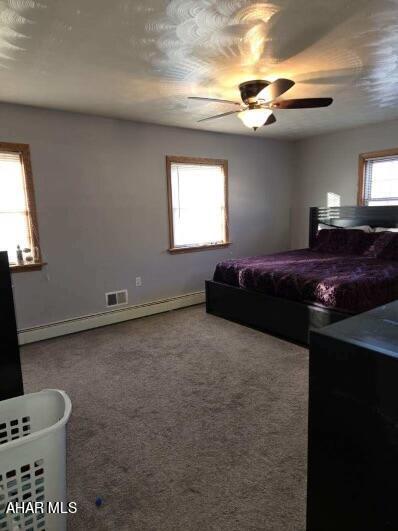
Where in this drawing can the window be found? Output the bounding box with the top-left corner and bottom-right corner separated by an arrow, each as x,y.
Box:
358,148 -> 398,206
166,156 -> 229,252
0,142 -> 42,271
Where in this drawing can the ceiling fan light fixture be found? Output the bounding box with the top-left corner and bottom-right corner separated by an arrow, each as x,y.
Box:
191,78 -> 333,127
238,108 -> 272,130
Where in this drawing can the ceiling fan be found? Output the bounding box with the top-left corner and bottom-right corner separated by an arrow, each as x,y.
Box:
189,78 -> 333,131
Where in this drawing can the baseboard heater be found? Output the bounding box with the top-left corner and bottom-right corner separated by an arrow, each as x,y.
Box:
18,290 -> 205,345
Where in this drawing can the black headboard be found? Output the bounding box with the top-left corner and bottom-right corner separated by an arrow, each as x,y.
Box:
309,206 -> 398,247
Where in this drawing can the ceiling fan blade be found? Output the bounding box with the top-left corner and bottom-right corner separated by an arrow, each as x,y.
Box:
263,113 -> 276,126
274,97 -> 333,109
256,78 -> 295,102
189,96 -> 241,106
197,110 -> 240,122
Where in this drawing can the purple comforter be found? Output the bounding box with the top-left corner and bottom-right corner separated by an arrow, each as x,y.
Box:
213,249 -> 398,314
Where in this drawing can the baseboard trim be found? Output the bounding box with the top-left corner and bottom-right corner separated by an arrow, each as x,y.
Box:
18,291 -> 205,345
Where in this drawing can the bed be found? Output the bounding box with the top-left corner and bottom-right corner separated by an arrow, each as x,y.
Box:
205,206 -> 398,345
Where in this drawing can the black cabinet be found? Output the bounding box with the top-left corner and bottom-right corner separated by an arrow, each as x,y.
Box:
0,251 -> 23,400
307,302 -> 398,531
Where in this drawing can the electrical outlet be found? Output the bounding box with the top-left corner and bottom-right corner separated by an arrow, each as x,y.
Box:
135,276 -> 142,287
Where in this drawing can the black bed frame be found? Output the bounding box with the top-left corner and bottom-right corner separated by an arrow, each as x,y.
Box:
206,206 -> 398,345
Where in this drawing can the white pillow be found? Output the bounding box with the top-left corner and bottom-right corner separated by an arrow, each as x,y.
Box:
350,225 -> 373,233
318,223 -> 339,230
318,223 -> 373,232
373,227 -> 398,233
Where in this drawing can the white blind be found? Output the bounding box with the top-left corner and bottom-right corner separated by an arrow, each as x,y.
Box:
364,156 -> 398,205
170,162 -> 226,247
0,151 -> 31,264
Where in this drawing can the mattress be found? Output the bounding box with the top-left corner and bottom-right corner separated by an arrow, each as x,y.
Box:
213,249 -> 398,314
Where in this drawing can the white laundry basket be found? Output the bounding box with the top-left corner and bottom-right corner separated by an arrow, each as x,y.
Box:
0,390 -> 72,531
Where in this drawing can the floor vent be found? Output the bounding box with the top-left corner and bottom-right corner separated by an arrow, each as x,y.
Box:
106,290 -> 128,307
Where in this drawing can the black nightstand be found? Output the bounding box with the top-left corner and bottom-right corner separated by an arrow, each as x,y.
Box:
307,301 -> 398,531
0,251 -> 24,401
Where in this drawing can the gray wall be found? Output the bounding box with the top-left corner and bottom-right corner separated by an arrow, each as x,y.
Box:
291,119 -> 398,248
0,103 -> 295,329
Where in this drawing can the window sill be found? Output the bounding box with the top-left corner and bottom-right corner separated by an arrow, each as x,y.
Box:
168,242 -> 231,254
10,262 -> 47,273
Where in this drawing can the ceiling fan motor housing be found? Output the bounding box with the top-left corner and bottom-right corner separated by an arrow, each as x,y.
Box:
239,80 -> 269,104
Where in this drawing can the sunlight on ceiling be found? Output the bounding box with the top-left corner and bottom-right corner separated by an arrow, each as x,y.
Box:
0,0 -> 397,138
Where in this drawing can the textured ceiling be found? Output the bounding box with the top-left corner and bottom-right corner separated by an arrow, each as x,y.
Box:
0,0 -> 398,138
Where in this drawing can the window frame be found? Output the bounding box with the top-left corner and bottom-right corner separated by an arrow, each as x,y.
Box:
0,141 -> 44,272
358,147 -> 398,206
166,155 -> 230,253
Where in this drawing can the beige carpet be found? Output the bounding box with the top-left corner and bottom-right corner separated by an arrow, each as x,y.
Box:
21,305 -> 308,531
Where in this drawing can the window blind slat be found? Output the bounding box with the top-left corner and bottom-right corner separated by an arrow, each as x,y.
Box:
363,155 -> 398,206
0,151 -> 32,262
170,161 -> 227,248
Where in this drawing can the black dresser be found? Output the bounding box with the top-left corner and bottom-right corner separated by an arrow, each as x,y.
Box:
307,301 -> 398,531
0,251 -> 23,400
